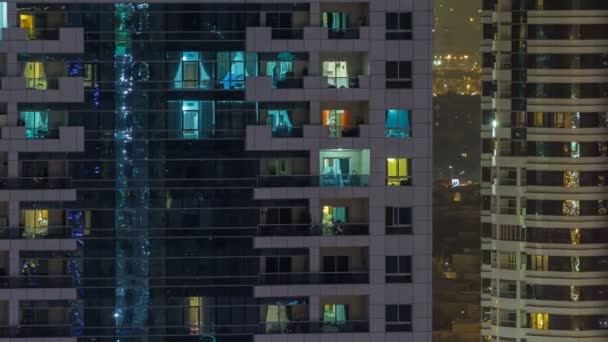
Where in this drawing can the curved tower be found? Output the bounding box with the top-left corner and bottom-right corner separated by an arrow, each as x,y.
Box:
481,0 -> 608,341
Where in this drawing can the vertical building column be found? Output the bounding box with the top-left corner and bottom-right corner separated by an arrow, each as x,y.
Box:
9,298 -> 19,325
8,198 -> 18,228
308,198 -> 320,224
308,52 -> 320,75
309,101 -> 321,125
308,295 -> 320,322
6,102 -> 18,127
7,151 -> 18,177
9,247 -> 19,276
308,3 -> 319,26
309,247 -> 319,272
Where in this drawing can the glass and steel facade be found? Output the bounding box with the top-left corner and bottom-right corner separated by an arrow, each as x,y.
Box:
481,0 -> 608,341
0,1 -> 432,341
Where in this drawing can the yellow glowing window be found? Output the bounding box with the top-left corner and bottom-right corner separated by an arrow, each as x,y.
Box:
529,255 -> 548,271
530,313 -> 549,330
19,14 -> 35,39
24,62 -> 47,89
386,158 -> 410,186
21,209 -> 48,238
534,112 -> 543,127
187,296 -> 204,335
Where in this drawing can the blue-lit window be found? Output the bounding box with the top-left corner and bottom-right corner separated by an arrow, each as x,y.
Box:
385,110 -> 411,138
20,111 -> 48,138
267,110 -> 293,137
265,61 -> 292,87
218,51 -> 258,90
173,52 -> 213,89
169,101 -> 215,139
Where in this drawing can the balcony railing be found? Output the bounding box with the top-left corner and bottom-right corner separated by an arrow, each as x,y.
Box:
0,177 -> 71,189
0,226 -> 73,239
271,28 -> 304,39
270,126 -> 304,138
275,77 -> 304,89
386,176 -> 412,186
385,224 -> 413,235
328,28 -> 360,39
259,320 -> 368,334
25,28 -> 61,40
327,77 -> 360,89
327,126 -> 360,138
257,175 -> 370,187
0,276 -> 73,288
0,325 -> 71,337
257,223 -> 369,236
258,272 -> 369,285
22,128 -> 60,139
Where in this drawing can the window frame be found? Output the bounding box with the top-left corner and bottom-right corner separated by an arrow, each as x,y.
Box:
385,61 -> 412,88
385,255 -> 412,283
385,12 -> 412,40
385,304 -> 412,331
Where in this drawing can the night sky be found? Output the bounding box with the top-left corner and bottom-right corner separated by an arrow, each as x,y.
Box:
434,0 -> 480,55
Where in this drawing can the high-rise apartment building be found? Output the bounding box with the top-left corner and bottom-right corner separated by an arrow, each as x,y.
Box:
0,1 -> 432,341
481,0 -> 608,341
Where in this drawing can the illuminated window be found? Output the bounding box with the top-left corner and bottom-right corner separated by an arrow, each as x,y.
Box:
563,170 -> 579,187
23,62 -> 47,89
19,14 -> 35,39
563,200 -> 580,216
323,304 -> 348,324
386,158 -> 410,186
533,112 -> 544,127
529,255 -> 548,271
21,209 -> 48,238
20,111 -> 48,138
570,228 -> 581,245
322,206 -> 347,235
530,313 -> 549,330
385,109 -> 411,137
83,63 -> 98,87
323,61 -> 350,88
323,109 -> 349,137
187,297 -> 201,335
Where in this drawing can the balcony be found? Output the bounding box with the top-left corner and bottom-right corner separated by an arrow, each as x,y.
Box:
0,325 -> 72,338
0,177 -> 71,190
258,320 -> 368,334
258,272 -> 368,285
0,276 -> 72,288
0,226 -> 73,239
257,223 -> 368,237
257,174 -> 369,188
